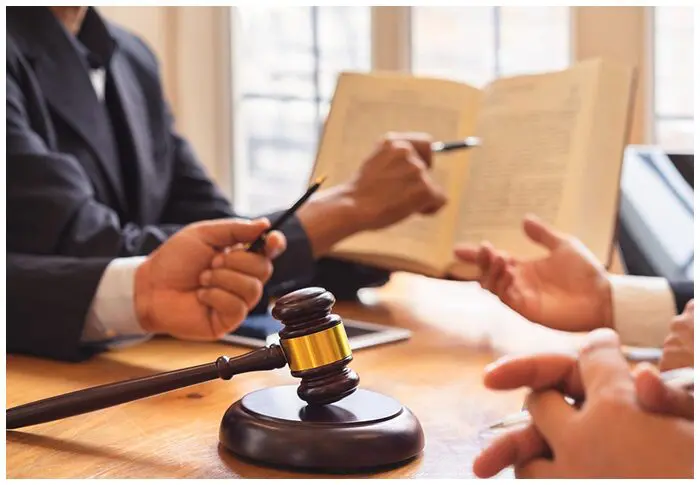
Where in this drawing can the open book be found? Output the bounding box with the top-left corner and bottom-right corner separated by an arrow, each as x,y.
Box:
311,59 -> 637,279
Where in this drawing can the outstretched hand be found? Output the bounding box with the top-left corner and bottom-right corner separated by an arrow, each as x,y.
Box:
453,214 -> 613,332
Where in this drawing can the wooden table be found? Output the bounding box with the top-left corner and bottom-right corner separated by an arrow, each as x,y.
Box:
6,273 -> 585,479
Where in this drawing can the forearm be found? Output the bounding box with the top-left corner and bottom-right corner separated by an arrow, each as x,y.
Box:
7,254 -> 111,361
295,184 -> 365,258
263,184 -> 384,297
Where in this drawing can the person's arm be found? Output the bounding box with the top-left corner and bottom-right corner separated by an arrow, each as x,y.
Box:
80,257 -> 153,348
9,220 -> 284,362
6,64 -> 182,258
608,275 -> 692,348
7,253 -> 112,361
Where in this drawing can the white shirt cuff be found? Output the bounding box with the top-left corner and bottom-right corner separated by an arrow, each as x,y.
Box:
609,274 -> 676,348
82,256 -> 152,346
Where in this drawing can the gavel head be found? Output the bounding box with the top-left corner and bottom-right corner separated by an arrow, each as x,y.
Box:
271,287 -> 360,406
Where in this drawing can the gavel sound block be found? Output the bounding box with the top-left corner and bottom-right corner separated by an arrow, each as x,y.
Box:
219,287 -> 424,471
6,287 -> 424,473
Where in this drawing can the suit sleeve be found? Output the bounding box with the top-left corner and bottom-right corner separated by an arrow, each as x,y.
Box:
6,67 -> 181,258
7,253 -> 111,362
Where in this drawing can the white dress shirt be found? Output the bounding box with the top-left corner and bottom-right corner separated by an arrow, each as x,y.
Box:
81,257 -> 151,346
608,275 -> 677,348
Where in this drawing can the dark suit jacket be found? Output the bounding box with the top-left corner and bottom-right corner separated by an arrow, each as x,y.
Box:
7,7 -> 387,362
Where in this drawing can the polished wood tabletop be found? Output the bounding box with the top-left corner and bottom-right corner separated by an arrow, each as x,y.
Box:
6,272 -> 587,479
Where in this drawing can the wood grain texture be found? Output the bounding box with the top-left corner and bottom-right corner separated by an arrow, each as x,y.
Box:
6,273 -> 584,478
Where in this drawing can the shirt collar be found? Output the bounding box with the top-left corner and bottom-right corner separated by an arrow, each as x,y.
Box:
72,7 -> 116,69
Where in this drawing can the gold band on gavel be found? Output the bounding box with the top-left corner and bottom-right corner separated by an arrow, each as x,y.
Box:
280,323 -> 352,372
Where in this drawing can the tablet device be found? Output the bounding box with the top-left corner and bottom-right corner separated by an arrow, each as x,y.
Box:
219,313 -> 411,351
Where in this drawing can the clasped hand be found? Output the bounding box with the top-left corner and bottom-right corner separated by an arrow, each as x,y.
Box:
134,218 -> 286,340
474,329 -> 694,479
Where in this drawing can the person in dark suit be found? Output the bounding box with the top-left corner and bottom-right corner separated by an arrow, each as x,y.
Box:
7,6 -> 447,361
454,213 -> 693,348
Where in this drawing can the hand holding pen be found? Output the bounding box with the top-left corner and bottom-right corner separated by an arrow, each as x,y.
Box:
243,135 -> 481,254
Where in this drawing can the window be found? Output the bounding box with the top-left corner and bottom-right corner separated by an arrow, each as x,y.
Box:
653,6 -> 694,153
233,7 -> 370,215
412,7 -> 570,86
232,7 -> 571,214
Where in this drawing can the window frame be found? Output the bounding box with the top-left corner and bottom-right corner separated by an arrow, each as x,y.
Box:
649,6 -> 694,155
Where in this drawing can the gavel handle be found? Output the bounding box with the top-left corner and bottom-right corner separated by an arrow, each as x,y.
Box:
7,345 -> 287,429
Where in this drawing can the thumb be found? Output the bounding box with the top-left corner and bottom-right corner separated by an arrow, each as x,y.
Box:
634,363 -> 694,420
193,218 -> 270,249
523,214 -> 564,251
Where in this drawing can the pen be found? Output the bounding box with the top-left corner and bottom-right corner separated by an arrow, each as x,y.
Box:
431,136 -> 481,153
484,366 -> 694,431
246,175 -> 327,253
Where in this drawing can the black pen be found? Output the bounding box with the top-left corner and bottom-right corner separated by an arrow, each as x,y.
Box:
247,175 -> 327,253
431,136 -> 481,153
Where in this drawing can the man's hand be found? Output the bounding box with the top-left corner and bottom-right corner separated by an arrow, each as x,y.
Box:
633,363 -> 693,421
345,132 -> 447,229
296,132 -> 447,256
660,300 -> 694,372
473,329 -> 694,479
453,214 -> 613,332
134,218 -> 286,340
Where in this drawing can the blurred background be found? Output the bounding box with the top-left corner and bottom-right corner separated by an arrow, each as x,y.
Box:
98,6 -> 693,282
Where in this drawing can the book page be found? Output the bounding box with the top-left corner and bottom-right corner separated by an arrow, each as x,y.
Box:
313,72 -> 482,272
565,60 -> 636,265
451,62 -> 601,261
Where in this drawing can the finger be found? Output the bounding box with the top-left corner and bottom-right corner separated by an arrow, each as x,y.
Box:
264,230 -> 286,260
634,364 -> 694,420
194,218 -> 270,249
515,458 -> 557,479
578,328 -> 635,399
526,390 -> 576,447
659,347 -> 694,372
197,288 -> 248,330
683,299 -> 694,314
387,139 -> 419,166
418,171 -> 448,214
385,131 -> 433,167
483,253 -> 506,295
484,353 -> 584,398
495,267 -> 515,301
473,424 -> 548,478
212,250 -> 274,281
453,245 -> 480,264
477,243 -> 494,287
522,213 -> 564,251
200,269 -> 264,309
209,311 -> 242,339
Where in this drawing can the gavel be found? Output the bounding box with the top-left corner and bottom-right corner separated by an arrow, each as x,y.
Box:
6,287 -> 360,430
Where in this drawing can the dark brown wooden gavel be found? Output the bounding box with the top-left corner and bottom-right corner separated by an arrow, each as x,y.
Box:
7,287 -> 360,429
